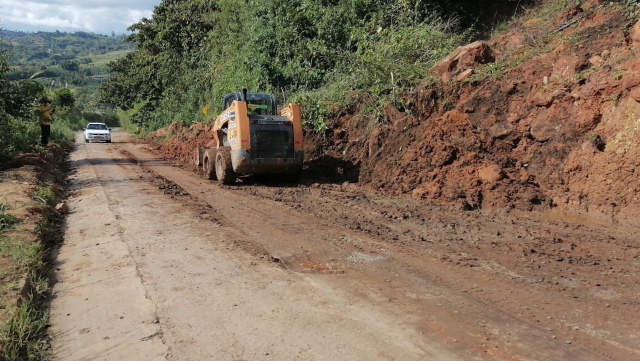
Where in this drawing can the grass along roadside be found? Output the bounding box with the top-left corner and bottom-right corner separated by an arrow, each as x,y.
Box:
0,149 -> 67,361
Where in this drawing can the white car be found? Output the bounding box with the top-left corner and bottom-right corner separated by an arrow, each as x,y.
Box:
83,123 -> 112,143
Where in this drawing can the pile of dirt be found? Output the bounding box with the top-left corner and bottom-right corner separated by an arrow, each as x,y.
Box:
148,121 -> 215,166
306,2 -> 640,224
147,2 -> 640,224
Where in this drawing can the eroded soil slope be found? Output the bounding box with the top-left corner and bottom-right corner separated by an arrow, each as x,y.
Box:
307,1 -> 640,224
147,2 -> 639,226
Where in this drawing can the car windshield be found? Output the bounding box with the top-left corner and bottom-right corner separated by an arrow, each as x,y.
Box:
246,93 -> 274,115
87,124 -> 108,130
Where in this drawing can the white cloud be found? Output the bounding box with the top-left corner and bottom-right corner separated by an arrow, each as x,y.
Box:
0,0 -> 158,35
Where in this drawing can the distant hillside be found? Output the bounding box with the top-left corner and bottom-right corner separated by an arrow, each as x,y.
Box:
0,30 -> 134,106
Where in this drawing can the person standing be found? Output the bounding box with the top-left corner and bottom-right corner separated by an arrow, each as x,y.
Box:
36,97 -> 55,146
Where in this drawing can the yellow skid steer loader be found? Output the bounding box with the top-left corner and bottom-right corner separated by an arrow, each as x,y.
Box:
195,89 -> 304,184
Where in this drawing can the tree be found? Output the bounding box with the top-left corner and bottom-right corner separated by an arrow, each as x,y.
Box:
102,0 -> 219,111
52,87 -> 76,108
61,60 -> 79,72
100,0 -> 534,130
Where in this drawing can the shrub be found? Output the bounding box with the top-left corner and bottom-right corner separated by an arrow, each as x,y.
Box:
0,114 -> 75,164
290,92 -> 331,133
52,88 -> 75,108
0,116 -> 42,163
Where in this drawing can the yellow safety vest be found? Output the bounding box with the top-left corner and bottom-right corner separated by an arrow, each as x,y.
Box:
37,105 -> 53,125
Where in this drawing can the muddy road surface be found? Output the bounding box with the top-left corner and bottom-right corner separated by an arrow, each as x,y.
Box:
49,130 -> 640,361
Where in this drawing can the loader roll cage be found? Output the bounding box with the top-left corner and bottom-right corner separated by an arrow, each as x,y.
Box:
222,91 -> 277,116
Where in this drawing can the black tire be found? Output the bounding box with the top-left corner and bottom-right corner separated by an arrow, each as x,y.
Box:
106,140 -> 112,143
203,148 -> 217,180
215,147 -> 236,185
84,138 -> 88,143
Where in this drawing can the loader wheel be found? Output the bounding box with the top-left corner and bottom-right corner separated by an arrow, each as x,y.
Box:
215,147 -> 236,185
203,149 -> 217,180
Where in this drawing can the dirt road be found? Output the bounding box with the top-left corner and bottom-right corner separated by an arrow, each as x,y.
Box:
49,130 -> 640,361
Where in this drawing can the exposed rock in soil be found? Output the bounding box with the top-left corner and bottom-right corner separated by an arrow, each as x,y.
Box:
630,19 -> 640,46
429,41 -> 495,83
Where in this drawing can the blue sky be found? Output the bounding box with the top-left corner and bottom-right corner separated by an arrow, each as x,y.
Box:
0,0 -> 158,35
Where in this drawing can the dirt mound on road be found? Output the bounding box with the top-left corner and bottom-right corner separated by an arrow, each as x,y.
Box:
147,3 -> 640,225
147,121 -> 215,165
306,3 -> 640,224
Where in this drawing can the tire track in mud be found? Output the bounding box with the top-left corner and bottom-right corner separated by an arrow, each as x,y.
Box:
119,147 -> 360,274
84,139 -> 468,361
241,184 -> 640,361
242,179 -> 640,361
238,183 -> 633,354
113,141 -> 640,361
118,148 -> 281,265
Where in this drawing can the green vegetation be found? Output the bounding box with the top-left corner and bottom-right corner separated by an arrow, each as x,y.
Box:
0,228 -> 50,361
0,185 -> 61,360
0,32 -> 121,163
0,204 -> 20,231
0,34 -> 73,351
90,49 -> 132,67
0,199 -> 47,361
101,0 -> 533,133
1,30 -> 133,107
0,93 -> 78,164
0,298 -> 50,361
0,29 -> 129,163
624,0 -> 640,17
0,46 -> 50,163
32,188 -> 55,207
0,237 -> 43,272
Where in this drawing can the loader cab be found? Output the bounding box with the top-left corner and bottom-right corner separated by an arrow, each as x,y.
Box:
222,92 -> 277,115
